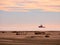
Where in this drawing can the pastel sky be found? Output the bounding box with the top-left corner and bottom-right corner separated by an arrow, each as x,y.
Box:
0,0 -> 60,31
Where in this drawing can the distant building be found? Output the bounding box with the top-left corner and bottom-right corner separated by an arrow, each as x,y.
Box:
38,25 -> 45,28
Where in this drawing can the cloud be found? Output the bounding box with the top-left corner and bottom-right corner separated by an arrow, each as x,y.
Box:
0,0 -> 60,12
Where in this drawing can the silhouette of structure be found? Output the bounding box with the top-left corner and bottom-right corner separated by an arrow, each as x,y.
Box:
38,25 -> 45,28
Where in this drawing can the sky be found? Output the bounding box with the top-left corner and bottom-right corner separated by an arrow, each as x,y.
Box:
0,0 -> 60,31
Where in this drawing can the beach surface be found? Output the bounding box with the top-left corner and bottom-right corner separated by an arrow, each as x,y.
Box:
0,31 -> 60,45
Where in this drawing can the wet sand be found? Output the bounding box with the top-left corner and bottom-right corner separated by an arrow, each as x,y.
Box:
0,38 -> 60,45
0,31 -> 60,45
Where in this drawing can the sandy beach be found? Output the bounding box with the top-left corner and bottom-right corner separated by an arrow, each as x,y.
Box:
0,31 -> 60,45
